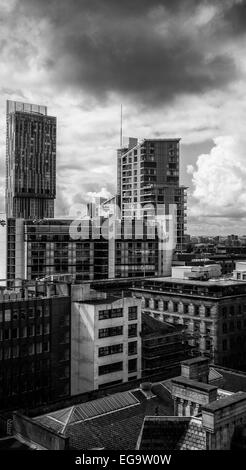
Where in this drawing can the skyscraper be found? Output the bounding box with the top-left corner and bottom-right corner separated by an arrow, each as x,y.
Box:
117,138 -> 187,251
6,100 -> 56,219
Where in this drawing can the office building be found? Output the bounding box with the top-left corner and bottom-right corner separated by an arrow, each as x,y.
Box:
6,100 -> 56,219
71,285 -> 142,394
7,216 -> 173,283
0,282 -> 71,411
131,277 -> 246,370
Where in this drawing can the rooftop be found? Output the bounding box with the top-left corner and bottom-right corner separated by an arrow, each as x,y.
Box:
145,277 -> 246,287
172,377 -> 218,393
34,387 -> 173,450
181,357 -> 209,366
213,367 -> 246,393
77,296 -> 124,305
142,311 -> 184,337
203,392 -> 246,412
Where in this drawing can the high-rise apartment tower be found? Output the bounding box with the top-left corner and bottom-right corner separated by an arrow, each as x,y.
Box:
6,100 -> 56,219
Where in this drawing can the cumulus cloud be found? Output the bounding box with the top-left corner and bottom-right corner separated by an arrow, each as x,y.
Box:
188,135 -> 246,219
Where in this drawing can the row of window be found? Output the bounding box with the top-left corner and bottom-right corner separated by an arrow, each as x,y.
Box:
145,299 -> 211,317
0,341 -> 50,359
98,324 -> 138,339
0,324 -> 50,341
98,306 -> 138,321
98,341 -> 138,357
222,319 -> 246,334
222,305 -> 246,317
0,306 -> 50,323
98,358 -> 138,376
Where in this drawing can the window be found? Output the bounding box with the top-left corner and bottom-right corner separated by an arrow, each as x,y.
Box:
43,341 -> 50,352
128,358 -> 137,373
229,321 -> 234,332
98,361 -> 123,376
128,341 -> 137,356
36,342 -> 42,354
237,320 -> 242,330
28,344 -> 35,355
128,324 -> 137,338
4,310 -> 11,322
36,324 -> 42,335
4,328 -> 10,340
222,323 -> 227,334
194,305 -> 200,316
36,306 -> 43,318
99,308 -> 123,320
44,306 -> 49,317
98,326 -> 123,338
5,347 -> 11,359
183,304 -> 189,314
27,325 -> 35,337
44,323 -> 50,335
98,344 -> 123,357
230,306 -> 234,316
205,307 -> 211,317
28,308 -> 35,319
21,326 -> 27,338
173,303 -> 178,312
128,306 -> 138,321
12,328 -> 19,339
12,310 -> 18,320
222,339 -> 227,351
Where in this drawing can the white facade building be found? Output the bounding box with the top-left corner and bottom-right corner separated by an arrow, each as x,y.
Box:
71,287 -> 142,395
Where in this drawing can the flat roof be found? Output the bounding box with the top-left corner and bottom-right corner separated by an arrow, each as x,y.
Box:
203,392 -> 246,412
139,277 -> 246,287
172,377 -> 218,393
76,296 -> 124,305
181,357 -> 209,366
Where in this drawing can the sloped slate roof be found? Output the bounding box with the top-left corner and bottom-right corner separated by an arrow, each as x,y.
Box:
34,388 -> 173,450
139,417 -> 206,450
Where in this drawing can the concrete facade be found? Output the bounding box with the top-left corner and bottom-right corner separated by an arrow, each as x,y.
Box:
71,293 -> 142,395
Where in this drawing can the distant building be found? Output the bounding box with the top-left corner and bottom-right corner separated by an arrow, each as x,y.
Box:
7,217 -> 173,283
6,100 -> 56,220
171,264 -> 221,280
233,261 -> 246,281
117,138 -> 187,251
131,277 -> 246,370
71,286 -> 141,394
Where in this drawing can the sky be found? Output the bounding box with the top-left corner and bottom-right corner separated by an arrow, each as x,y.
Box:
1,0 -> 246,237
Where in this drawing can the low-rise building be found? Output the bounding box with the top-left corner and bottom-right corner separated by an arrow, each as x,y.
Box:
131,277 -> 246,370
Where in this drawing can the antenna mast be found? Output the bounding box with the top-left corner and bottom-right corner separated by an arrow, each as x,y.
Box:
120,104 -> 123,150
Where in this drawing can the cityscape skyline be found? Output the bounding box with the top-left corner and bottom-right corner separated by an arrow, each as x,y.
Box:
2,0 -> 246,455
0,1 -> 246,237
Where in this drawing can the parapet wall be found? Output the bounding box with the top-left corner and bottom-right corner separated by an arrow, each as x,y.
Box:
13,412 -> 69,450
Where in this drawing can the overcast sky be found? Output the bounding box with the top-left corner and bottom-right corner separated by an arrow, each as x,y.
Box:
1,0 -> 246,236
